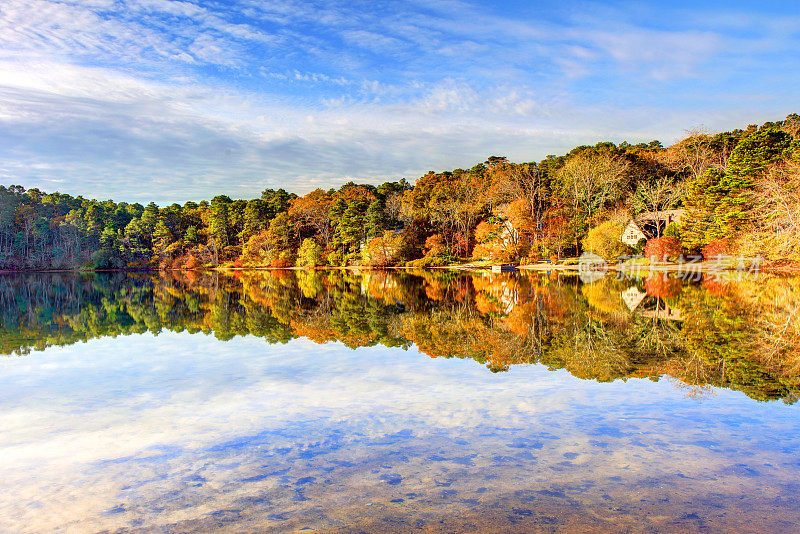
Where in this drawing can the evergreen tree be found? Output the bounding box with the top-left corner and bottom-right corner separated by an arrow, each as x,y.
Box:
365,199 -> 387,239
209,196 -> 231,253
153,220 -> 175,257
727,128 -> 792,181
681,168 -> 726,250
241,199 -> 268,244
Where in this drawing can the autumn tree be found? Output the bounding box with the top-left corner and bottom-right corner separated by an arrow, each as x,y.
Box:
242,212 -> 297,267
633,176 -> 683,236
208,195 -> 232,263
362,230 -> 404,267
296,237 -> 323,267
746,160 -> 800,260
668,129 -> 720,179
486,161 -> 550,249
680,168 -> 726,250
556,152 -> 629,252
289,189 -> 334,245
582,220 -> 626,260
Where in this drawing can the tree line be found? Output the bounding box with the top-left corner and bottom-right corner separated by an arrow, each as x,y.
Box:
1,114 -> 798,270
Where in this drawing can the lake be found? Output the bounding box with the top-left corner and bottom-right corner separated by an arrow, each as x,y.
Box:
0,270 -> 798,533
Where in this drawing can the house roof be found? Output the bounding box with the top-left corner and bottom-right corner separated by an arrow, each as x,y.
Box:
635,209 -> 685,223
623,219 -> 653,239
625,219 -> 647,233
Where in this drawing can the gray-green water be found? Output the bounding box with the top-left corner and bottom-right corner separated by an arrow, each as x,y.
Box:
0,270 -> 798,532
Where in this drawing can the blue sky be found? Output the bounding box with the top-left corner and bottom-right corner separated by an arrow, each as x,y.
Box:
0,0 -> 797,204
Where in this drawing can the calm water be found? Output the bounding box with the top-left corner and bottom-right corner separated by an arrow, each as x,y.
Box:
1,270 -> 799,533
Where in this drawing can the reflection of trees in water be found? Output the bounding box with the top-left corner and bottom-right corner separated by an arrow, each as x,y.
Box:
656,277 -> 800,403
748,278 -> 800,377
1,269 -> 799,402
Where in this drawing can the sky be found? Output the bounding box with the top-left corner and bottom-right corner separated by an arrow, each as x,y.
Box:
0,0 -> 798,204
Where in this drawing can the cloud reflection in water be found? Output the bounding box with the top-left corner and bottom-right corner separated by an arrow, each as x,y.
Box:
0,331 -> 798,532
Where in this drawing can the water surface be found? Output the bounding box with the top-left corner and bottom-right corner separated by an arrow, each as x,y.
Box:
1,270 -> 798,532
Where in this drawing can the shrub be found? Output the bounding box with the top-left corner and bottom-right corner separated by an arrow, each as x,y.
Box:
644,236 -> 682,261
91,249 -> 113,269
185,256 -> 200,270
663,222 -> 681,239
406,255 -> 449,268
270,251 -> 295,268
362,231 -> 404,267
702,239 -> 731,259
582,221 -> 626,261
473,242 -> 509,263
170,256 -> 185,270
296,238 -> 323,267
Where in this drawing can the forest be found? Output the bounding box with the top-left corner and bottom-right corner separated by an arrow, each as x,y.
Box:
1,114 -> 798,271
2,269 -> 798,403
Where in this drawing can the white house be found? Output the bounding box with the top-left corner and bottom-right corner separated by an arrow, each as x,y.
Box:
621,220 -> 647,246
621,209 -> 685,246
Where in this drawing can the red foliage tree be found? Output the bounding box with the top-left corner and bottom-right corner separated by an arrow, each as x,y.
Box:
170,256 -> 184,271
644,236 -> 682,261
702,239 -> 731,259
424,234 -> 448,257
270,256 -> 294,268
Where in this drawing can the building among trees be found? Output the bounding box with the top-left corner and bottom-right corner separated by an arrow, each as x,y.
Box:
621,209 -> 685,246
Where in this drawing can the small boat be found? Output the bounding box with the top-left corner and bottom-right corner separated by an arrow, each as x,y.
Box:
491,264 -> 516,273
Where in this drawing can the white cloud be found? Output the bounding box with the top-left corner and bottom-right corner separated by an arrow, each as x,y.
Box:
0,57 -> 792,203
0,0 -> 797,202
582,29 -> 723,80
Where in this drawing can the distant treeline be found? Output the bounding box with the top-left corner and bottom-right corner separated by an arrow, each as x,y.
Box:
1,114 -> 799,270
2,270 -> 798,403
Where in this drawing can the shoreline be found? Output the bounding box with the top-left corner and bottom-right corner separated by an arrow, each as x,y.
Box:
2,261 -> 799,275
